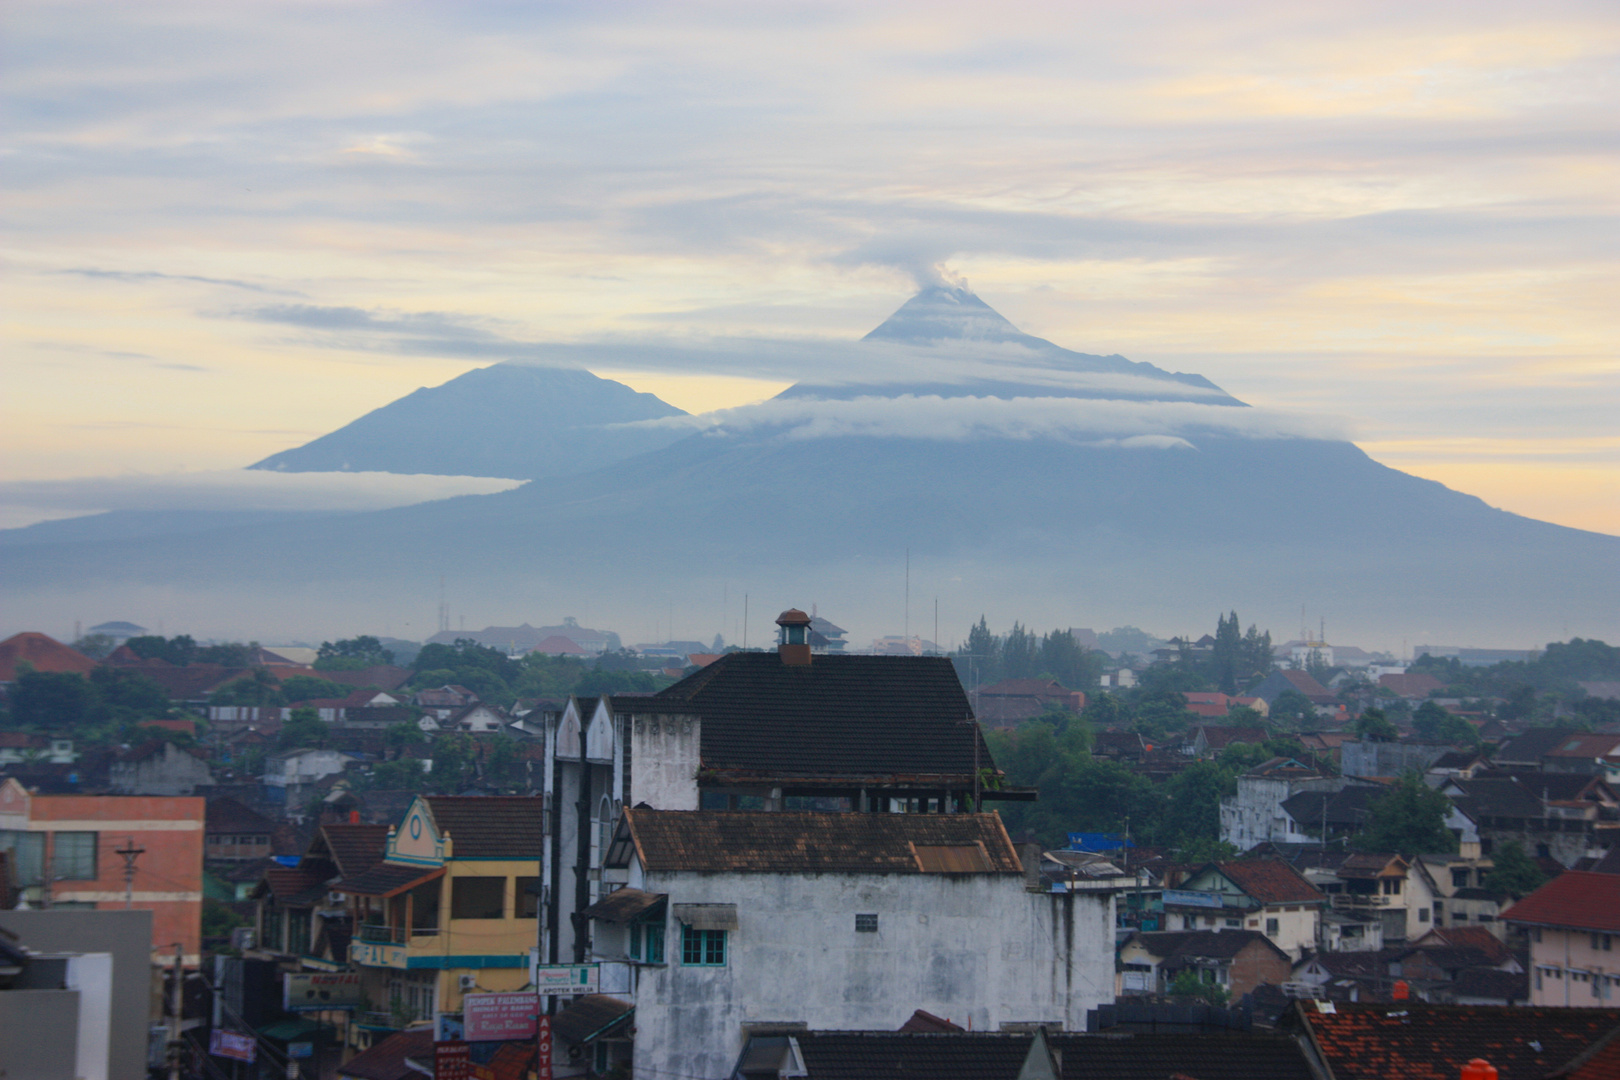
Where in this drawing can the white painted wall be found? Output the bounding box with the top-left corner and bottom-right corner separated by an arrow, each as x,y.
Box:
625,713 -> 700,810
610,865 -> 1115,1080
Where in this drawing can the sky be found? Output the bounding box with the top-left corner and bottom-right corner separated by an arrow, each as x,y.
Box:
4,1 -> 1618,536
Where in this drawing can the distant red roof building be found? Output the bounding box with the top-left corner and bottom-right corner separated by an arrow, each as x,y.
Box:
0,632 -> 97,681
529,635 -> 587,656
1181,692 -> 1234,717
1379,672 -> 1445,698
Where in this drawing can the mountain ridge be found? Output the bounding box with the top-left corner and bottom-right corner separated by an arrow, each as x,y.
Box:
250,363 -> 689,480
2,288 -> 1615,646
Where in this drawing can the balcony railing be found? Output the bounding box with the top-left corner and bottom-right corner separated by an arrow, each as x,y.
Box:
357,923 -> 407,944
1331,894 -> 1391,911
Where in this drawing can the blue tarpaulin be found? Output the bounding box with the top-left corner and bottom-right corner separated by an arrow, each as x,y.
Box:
1067,832 -> 1134,852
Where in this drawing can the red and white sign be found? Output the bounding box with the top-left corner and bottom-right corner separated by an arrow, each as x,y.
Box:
463,992 -> 541,1042
535,1017 -> 553,1080
434,1041 -> 471,1080
209,1030 -> 256,1063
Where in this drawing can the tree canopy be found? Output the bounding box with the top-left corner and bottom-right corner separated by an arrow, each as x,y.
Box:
1355,772 -> 1458,856
316,635 -> 395,670
1485,840 -> 1548,898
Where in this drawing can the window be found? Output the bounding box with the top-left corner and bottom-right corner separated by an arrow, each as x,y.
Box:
631,920 -> 667,963
1593,933 -> 1613,952
643,921 -> 665,963
1452,869 -> 1470,889
1419,908 -> 1430,923
516,877 -> 541,920
1224,918 -> 1241,928
0,831 -> 45,886
1533,927 -> 1542,943
856,914 -> 879,933
1265,918 -> 1279,936
52,832 -> 97,881
451,877 -> 505,920
681,926 -> 726,966
1536,843 -> 1550,858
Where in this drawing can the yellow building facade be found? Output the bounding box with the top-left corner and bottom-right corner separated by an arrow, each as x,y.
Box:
339,795 -> 543,1034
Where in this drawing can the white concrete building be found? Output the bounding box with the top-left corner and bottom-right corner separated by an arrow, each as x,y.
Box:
585,808 -> 1116,1080
1219,759 -> 1344,851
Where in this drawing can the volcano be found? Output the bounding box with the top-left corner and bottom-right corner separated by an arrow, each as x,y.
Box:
3,288 -> 1616,646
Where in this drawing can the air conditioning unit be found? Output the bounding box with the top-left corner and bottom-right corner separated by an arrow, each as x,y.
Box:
230,928 -> 255,950
458,974 -> 478,991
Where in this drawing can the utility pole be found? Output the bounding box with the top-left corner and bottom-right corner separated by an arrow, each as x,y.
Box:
116,837 -> 145,908
168,942 -> 184,1080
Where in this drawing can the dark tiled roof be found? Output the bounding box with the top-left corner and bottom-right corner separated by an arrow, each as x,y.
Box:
318,823 -> 389,877
1129,930 -> 1287,963
206,796 -> 277,833
788,1032 -> 1036,1080
1215,859 -> 1325,905
1502,870 -> 1620,933
332,863 -> 443,898
336,1028 -> 433,1080
1411,926 -> 1514,967
623,809 -> 1021,875
1495,727 -> 1582,763
1305,951 -> 1387,980
1401,944 -> 1499,974
1449,967 -> 1528,1002
1051,1031 -> 1317,1080
552,995 -> 634,1045
1476,770 -> 1614,802
580,887 -> 665,924
260,865 -> 329,903
424,796 -> 544,858
652,652 -> 989,780
1445,777 -> 1545,818
1294,1002 -> 1620,1080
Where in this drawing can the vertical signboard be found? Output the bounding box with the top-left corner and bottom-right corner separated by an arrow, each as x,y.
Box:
535,1018 -> 553,1080
435,1041 -> 471,1080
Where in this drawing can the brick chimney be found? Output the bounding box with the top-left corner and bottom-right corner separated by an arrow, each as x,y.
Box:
776,609 -> 813,666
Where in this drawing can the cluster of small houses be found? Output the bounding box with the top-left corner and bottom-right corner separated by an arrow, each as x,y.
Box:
3,618 -> 1620,1080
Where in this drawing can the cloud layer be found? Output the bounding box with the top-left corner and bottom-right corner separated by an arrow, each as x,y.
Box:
0,470 -> 522,529
636,394 -> 1347,446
